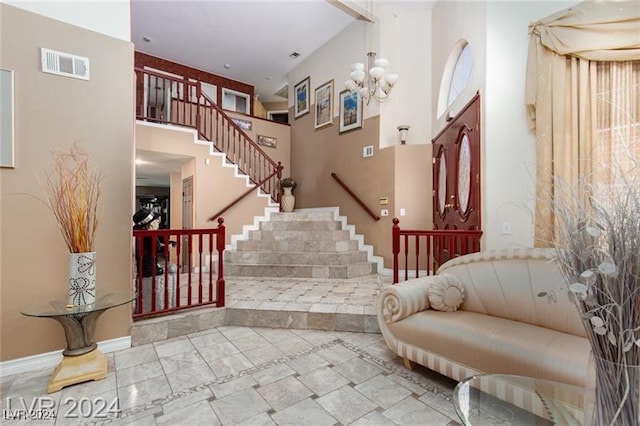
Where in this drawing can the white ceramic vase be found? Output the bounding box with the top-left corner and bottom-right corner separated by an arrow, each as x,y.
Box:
69,251 -> 96,305
281,187 -> 295,212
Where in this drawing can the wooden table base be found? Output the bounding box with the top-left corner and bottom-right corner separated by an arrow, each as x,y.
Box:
47,348 -> 107,393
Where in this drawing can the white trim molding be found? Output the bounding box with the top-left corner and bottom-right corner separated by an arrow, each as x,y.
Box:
0,336 -> 131,378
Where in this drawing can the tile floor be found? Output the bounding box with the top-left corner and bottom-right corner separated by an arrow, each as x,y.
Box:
1,326 -> 462,426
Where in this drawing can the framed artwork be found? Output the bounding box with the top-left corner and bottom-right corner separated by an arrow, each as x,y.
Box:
256,134 -> 277,149
339,90 -> 362,134
293,76 -> 310,119
314,79 -> 334,129
232,118 -> 252,131
0,69 -> 14,168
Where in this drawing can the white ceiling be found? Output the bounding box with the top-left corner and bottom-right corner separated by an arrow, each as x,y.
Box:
132,1 -> 368,188
131,0 -> 360,104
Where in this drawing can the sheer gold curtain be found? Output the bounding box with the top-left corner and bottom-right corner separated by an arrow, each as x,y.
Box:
525,1 -> 640,247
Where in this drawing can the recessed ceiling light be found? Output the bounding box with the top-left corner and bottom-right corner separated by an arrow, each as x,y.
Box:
142,36 -> 151,43
289,52 -> 300,59
265,76 -> 272,81
223,64 -> 231,69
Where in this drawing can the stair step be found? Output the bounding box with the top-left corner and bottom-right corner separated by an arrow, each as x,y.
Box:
225,250 -> 368,265
237,239 -> 359,252
269,211 -> 336,222
259,220 -> 343,231
224,262 -> 377,279
248,229 -> 351,241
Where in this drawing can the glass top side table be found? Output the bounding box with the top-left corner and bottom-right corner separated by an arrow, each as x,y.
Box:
453,374 -> 589,425
21,290 -> 134,393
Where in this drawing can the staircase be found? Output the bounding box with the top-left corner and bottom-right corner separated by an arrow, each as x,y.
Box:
225,210 -> 378,279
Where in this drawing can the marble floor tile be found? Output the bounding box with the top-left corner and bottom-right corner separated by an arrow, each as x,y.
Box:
284,352 -> 329,375
256,376 -> 313,411
382,395 -> 453,425
114,344 -> 158,370
158,349 -> 207,374
209,353 -> 254,377
350,409 -> 398,425
315,343 -> 359,364
116,360 -> 165,388
4,273 -> 461,426
355,374 -> 413,409
165,364 -> 216,392
242,343 -> 285,366
251,363 -> 296,386
297,366 -> 350,396
315,385 -> 378,424
209,388 -> 271,425
332,356 -> 384,384
189,330 -> 229,349
156,399 -> 220,425
117,375 -> 172,411
270,398 -> 337,426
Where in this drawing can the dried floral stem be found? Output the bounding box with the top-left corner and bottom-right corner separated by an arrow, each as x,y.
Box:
552,171 -> 640,425
45,144 -> 102,253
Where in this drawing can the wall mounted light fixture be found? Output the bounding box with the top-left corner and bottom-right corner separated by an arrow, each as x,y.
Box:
397,125 -> 410,145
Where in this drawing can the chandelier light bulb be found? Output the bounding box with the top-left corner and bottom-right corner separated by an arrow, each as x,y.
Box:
374,58 -> 389,68
344,80 -> 358,91
384,73 -> 399,86
350,70 -> 366,83
369,67 -> 384,80
351,63 -> 365,72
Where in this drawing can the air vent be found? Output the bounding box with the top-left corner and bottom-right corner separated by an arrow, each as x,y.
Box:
41,48 -> 90,80
274,85 -> 288,99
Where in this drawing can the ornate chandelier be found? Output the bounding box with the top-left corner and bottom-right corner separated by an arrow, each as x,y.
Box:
344,1 -> 398,105
344,51 -> 398,105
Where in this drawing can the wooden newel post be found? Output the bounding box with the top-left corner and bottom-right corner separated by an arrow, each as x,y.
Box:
392,218 -> 400,284
276,162 -> 283,204
216,217 -> 226,307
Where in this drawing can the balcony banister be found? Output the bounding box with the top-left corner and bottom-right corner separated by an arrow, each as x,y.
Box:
134,66 -> 281,202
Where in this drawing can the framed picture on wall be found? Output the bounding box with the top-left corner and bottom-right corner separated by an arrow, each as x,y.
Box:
314,79 -> 334,129
256,134 -> 277,149
294,76 -> 310,119
339,90 -> 362,134
232,118 -> 252,131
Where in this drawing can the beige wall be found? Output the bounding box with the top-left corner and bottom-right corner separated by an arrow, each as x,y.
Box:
0,5 -> 133,361
291,113 -> 403,266
226,112 -> 291,180
135,123 -> 289,245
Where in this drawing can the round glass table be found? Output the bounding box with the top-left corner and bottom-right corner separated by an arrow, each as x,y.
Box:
453,374 -> 590,425
21,291 -> 134,393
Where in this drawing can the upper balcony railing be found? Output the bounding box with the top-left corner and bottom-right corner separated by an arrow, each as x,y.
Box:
134,67 -> 282,203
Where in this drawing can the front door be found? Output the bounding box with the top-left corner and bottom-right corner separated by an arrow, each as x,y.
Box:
181,176 -> 193,269
432,93 -> 481,231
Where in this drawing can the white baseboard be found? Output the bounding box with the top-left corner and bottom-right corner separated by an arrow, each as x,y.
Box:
0,336 -> 131,378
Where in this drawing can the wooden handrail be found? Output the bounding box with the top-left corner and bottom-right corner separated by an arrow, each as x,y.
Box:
208,163 -> 283,222
134,67 -> 282,202
331,172 -> 380,221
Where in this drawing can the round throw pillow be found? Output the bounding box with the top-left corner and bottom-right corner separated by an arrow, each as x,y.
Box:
428,275 -> 464,312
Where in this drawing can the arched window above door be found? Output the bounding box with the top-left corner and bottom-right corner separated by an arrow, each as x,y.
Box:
437,40 -> 474,118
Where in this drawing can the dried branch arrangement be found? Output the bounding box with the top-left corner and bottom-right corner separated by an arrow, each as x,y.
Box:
45,144 -> 102,253
553,173 -> 640,425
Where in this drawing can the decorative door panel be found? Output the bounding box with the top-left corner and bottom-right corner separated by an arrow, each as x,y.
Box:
432,93 -> 481,232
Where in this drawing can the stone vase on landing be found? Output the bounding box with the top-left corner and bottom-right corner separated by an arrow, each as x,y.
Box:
281,187 -> 295,212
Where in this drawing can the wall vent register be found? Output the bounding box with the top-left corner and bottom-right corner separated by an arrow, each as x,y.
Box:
41,48 -> 90,81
